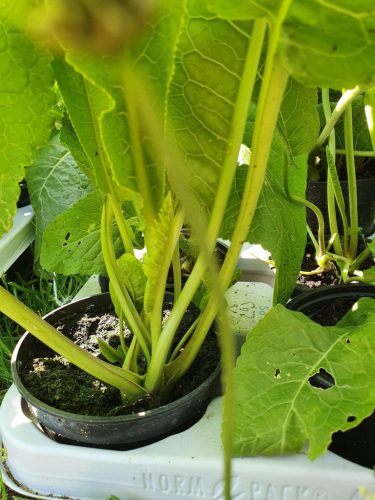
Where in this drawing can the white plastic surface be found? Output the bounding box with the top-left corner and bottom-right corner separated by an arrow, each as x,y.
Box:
1,387 -> 374,500
237,243 -> 274,286
0,205 -> 34,274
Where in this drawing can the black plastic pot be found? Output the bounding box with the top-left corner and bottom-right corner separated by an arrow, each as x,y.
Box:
306,177 -> 375,237
288,284 -> 375,468
11,293 -> 220,449
16,180 -> 30,208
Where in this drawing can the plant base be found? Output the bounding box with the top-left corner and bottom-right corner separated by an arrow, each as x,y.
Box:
1,386 -> 374,500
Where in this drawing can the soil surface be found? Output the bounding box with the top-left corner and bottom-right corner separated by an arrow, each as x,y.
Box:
295,245 -> 374,293
296,250 -> 340,290
19,298 -> 220,417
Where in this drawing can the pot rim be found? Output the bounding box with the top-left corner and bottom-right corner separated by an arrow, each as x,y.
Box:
287,283 -> 375,311
11,292 -> 220,424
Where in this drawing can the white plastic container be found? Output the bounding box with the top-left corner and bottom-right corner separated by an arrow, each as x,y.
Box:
0,205 -> 34,274
1,387 -> 374,500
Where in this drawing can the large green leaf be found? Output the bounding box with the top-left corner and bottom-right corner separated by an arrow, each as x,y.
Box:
167,2 -> 253,213
209,0 -> 375,89
0,18 -> 55,237
41,190 -> 116,275
233,298 -> 375,459
52,0 -> 187,220
51,58 -> 115,194
26,135 -> 91,259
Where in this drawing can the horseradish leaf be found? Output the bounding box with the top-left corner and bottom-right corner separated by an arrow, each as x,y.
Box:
233,298 -> 375,459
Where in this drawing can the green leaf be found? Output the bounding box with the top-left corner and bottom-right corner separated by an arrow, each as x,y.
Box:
368,240 -> 375,256
51,58 -> 114,194
278,79 -> 319,156
325,146 -> 346,218
233,299 -> 375,459
54,0 -> 186,218
98,338 -> 124,364
359,267 -> 375,283
60,114 -> 96,184
143,194 -> 175,314
334,96 -> 373,152
209,1 -> 375,89
222,109 -> 307,304
26,135 -> 91,259
109,254 -> 146,314
0,20 -> 55,237
41,190 -> 112,275
167,2 -> 253,213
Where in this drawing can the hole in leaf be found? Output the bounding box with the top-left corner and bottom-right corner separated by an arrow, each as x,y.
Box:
274,368 -> 281,379
64,232 -> 71,241
346,338 -> 350,344
308,368 -> 335,389
347,416 -> 356,423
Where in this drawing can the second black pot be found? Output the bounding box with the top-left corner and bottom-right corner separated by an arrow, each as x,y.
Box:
12,293 -> 220,449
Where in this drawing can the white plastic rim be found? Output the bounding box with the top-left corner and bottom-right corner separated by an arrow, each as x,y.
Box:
0,205 -> 34,274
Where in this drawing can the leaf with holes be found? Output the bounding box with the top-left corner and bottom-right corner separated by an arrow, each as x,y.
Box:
41,190 -> 122,276
26,135 -> 91,260
233,298 -> 375,459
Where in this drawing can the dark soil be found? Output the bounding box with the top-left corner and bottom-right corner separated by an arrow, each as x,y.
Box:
19,299 -> 220,417
307,297 -> 357,326
296,245 -> 374,292
296,250 -> 340,289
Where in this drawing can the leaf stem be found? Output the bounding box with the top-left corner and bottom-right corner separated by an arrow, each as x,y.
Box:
0,286 -> 144,396
315,86 -> 365,149
101,198 -> 151,362
344,103 -> 358,258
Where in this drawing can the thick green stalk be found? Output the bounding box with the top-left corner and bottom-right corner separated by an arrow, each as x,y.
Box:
147,205 -> 184,351
344,103 -> 358,258
322,88 -> 343,256
335,149 -> 375,157
109,194 -> 135,255
0,286 -> 144,396
166,49 -> 290,382
142,18 -> 268,394
283,154 -> 326,256
100,198 -> 151,362
171,242 -> 182,302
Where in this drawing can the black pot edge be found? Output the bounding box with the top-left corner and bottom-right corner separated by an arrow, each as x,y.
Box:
287,283 -> 375,311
